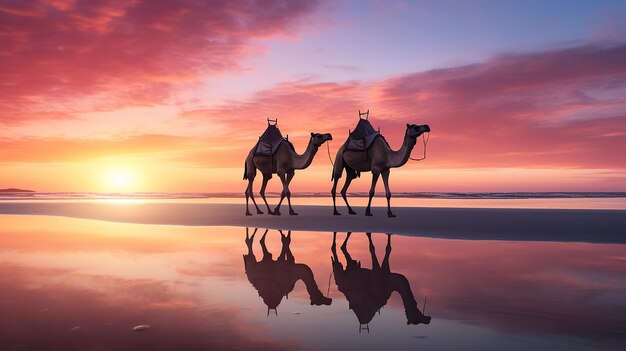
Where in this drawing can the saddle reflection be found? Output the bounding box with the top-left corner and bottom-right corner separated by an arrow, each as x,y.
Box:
243,228 -> 332,316
331,232 -> 431,332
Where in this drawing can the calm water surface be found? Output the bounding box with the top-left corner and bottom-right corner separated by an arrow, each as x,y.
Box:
1,215 -> 624,350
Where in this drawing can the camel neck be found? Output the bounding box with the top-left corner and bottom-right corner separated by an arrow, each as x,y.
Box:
293,140 -> 318,170
292,263 -> 326,300
388,273 -> 423,322
388,134 -> 417,168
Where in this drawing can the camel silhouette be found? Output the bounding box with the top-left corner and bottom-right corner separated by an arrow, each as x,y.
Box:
331,232 -> 431,332
244,121 -> 332,216
331,120 -> 430,217
243,228 -> 332,315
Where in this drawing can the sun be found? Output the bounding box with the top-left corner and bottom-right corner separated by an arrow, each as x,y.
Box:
104,169 -> 135,192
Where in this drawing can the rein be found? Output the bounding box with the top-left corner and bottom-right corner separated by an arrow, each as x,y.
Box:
326,141 -> 335,167
409,132 -> 430,161
326,271 -> 334,297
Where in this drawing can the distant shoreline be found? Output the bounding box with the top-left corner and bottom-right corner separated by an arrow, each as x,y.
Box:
0,188 -> 35,193
1,191 -> 625,200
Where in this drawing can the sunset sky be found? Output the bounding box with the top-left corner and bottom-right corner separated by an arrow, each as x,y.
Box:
1,0 -> 625,193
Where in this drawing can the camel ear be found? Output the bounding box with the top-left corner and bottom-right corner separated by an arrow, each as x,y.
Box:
406,123 -> 410,128
310,132 -> 315,137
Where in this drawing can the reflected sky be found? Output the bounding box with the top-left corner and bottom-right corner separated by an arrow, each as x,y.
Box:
0,215 -> 624,350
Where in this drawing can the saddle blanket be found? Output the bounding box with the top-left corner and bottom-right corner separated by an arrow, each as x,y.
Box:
255,124 -> 285,156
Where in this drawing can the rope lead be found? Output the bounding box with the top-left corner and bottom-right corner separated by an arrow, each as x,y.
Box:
410,132 -> 430,161
326,141 -> 335,168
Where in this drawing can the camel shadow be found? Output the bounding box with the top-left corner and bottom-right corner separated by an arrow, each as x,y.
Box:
243,228 -> 332,316
331,232 -> 431,332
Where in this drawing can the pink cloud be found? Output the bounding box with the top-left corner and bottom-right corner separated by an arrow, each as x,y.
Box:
180,80 -> 367,138
186,42 -> 626,170
0,0 -> 320,124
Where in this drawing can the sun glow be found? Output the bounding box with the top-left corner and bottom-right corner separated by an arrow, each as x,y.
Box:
104,169 -> 135,192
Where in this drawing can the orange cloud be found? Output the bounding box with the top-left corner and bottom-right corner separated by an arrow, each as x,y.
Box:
0,134 -> 200,163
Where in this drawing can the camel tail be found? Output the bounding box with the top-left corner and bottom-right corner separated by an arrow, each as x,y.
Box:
331,160 -> 339,181
243,161 -> 248,180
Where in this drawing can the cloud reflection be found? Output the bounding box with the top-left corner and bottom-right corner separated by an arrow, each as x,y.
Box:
0,215 -> 624,349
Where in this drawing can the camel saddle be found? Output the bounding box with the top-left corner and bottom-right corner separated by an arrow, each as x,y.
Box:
345,119 -> 382,152
254,124 -> 286,156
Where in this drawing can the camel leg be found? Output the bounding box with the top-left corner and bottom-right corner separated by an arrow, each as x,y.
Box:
331,175 -> 342,215
340,232 -> 356,265
331,153 -> 345,216
245,158 -> 253,216
382,234 -> 392,273
331,232 -> 346,273
273,170 -> 287,216
280,230 -> 294,263
365,171 -> 380,216
259,229 -> 272,262
381,169 -> 395,217
245,180 -> 251,216
341,167 -> 357,215
278,230 -> 288,261
286,231 -> 294,263
243,227 -> 259,271
285,170 -> 298,215
259,173 -> 274,215
245,178 -> 262,215
248,178 -> 263,215
331,232 -> 339,263
366,232 -> 380,270
245,227 -> 258,255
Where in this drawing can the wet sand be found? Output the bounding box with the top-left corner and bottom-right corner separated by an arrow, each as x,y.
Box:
1,202 -> 625,243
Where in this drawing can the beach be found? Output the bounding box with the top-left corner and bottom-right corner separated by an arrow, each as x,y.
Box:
1,201 -> 625,243
4,1 -> 626,349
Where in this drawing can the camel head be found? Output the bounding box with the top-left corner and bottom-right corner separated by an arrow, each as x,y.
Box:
406,311 -> 432,325
310,294 -> 333,306
310,132 -> 333,147
405,124 -> 431,139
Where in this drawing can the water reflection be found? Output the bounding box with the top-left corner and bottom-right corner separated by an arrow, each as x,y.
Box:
1,215 -> 624,350
243,228 -> 332,315
331,232 -> 431,332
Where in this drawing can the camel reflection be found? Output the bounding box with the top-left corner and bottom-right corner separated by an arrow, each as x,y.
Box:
243,228 -> 332,315
331,232 -> 431,332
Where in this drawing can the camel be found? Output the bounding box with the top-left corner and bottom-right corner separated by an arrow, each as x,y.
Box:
243,228 -> 332,315
331,123 -> 430,217
331,232 -> 431,331
244,131 -> 333,216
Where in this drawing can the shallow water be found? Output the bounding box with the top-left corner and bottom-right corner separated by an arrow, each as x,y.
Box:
0,215 -> 624,350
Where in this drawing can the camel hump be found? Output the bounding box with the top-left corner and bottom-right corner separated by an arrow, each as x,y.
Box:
346,119 -> 382,151
350,119 -> 376,139
255,124 -> 286,155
